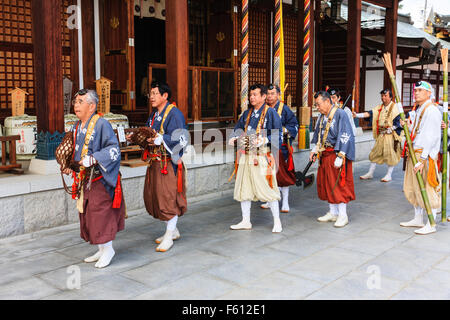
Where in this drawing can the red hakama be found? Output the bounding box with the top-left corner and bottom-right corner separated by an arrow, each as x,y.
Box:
316,149 -> 355,204
276,149 -> 296,187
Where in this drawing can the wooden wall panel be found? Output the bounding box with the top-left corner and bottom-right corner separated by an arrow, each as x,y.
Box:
0,0 -> 73,124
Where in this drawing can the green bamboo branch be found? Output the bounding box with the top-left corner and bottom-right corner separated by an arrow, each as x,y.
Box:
382,53 -> 436,227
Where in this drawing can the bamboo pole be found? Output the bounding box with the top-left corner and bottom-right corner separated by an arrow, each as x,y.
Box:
441,48 -> 448,222
382,52 -> 436,227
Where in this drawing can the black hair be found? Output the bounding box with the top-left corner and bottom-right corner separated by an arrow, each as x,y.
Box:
249,83 -> 268,96
327,87 -> 341,98
151,82 -> 172,100
267,83 -> 281,94
379,88 -> 393,98
314,91 -> 332,104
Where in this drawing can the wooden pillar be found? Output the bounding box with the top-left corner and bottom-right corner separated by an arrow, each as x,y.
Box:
165,0 -> 189,120
81,0 -> 96,88
297,1 -> 317,114
346,0 -> 361,112
384,0 -> 398,90
32,0 -> 64,134
296,1 -> 304,110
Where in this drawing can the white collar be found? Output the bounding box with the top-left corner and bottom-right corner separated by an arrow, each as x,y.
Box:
418,99 -> 432,110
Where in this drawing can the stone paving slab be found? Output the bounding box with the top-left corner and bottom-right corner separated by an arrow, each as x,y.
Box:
282,247 -> 376,285
0,251 -> 79,287
121,249 -> 230,289
0,276 -> 61,300
206,246 -> 300,286
133,273 -> 237,300
305,270 -> 405,300
43,274 -> 150,300
391,269 -> 450,300
217,271 -> 323,300
357,245 -> 447,282
0,161 -> 449,300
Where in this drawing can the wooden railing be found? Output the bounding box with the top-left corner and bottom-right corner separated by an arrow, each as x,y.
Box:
0,135 -> 23,174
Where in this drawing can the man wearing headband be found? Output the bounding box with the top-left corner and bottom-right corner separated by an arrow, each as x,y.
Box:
260,84 -> 299,213
353,89 -> 402,182
63,89 -> 126,268
328,88 -> 357,137
399,80 -> 441,235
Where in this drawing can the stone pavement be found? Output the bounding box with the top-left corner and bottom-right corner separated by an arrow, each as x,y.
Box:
0,160 -> 449,300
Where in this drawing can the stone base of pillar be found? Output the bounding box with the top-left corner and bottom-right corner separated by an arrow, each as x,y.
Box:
28,158 -> 60,175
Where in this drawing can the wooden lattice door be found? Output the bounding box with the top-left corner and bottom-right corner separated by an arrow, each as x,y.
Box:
102,0 -> 135,111
248,9 -> 270,86
0,0 -> 73,120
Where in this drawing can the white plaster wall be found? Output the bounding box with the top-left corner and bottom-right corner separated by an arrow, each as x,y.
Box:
364,68 -> 402,111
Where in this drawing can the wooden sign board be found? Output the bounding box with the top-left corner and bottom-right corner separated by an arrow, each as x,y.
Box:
286,94 -> 292,108
300,106 -> 311,126
95,77 -> 113,114
63,77 -> 73,115
9,88 -> 28,117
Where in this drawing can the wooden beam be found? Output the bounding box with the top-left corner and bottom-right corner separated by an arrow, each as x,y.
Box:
384,0 -> 398,89
346,0 -> 361,112
363,0 -> 393,8
32,0 -> 64,134
165,0 -> 189,121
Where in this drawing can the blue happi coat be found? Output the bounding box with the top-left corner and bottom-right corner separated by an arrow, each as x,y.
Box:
145,102 -> 188,173
274,101 -> 298,159
73,114 -> 121,199
311,107 -> 356,161
232,103 -> 283,149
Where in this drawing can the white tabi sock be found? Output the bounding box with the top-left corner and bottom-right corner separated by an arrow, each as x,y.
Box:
95,241 -> 115,268
334,203 -> 349,227
361,162 -> 376,179
231,201 -> 252,230
166,215 -> 178,232
368,162 -> 376,175
386,166 -> 394,177
414,208 -> 437,235
338,203 -> 347,218
281,187 -> 290,212
330,203 -> 339,216
381,166 -> 395,181
241,200 -> 251,222
84,244 -> 104,263
269,201 -> 282,232
400,206 -> 424,227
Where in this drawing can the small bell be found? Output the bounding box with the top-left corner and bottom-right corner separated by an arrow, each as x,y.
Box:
254,158 -> 259,166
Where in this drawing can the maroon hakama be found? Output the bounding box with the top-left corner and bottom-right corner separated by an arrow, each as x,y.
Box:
316,150 -> 355,204
79,179 -> 126,245
276,149 -> 296,187
143,161 -> 187,221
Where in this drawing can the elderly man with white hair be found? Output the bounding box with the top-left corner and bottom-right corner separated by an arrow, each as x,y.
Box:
62,89 -> 126,268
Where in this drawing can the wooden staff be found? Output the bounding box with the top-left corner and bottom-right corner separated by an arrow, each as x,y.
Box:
382,52 -> 436,227
441,48 -> 448,222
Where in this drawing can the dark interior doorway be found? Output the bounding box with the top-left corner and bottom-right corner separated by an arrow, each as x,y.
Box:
134,16 -> 166,108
